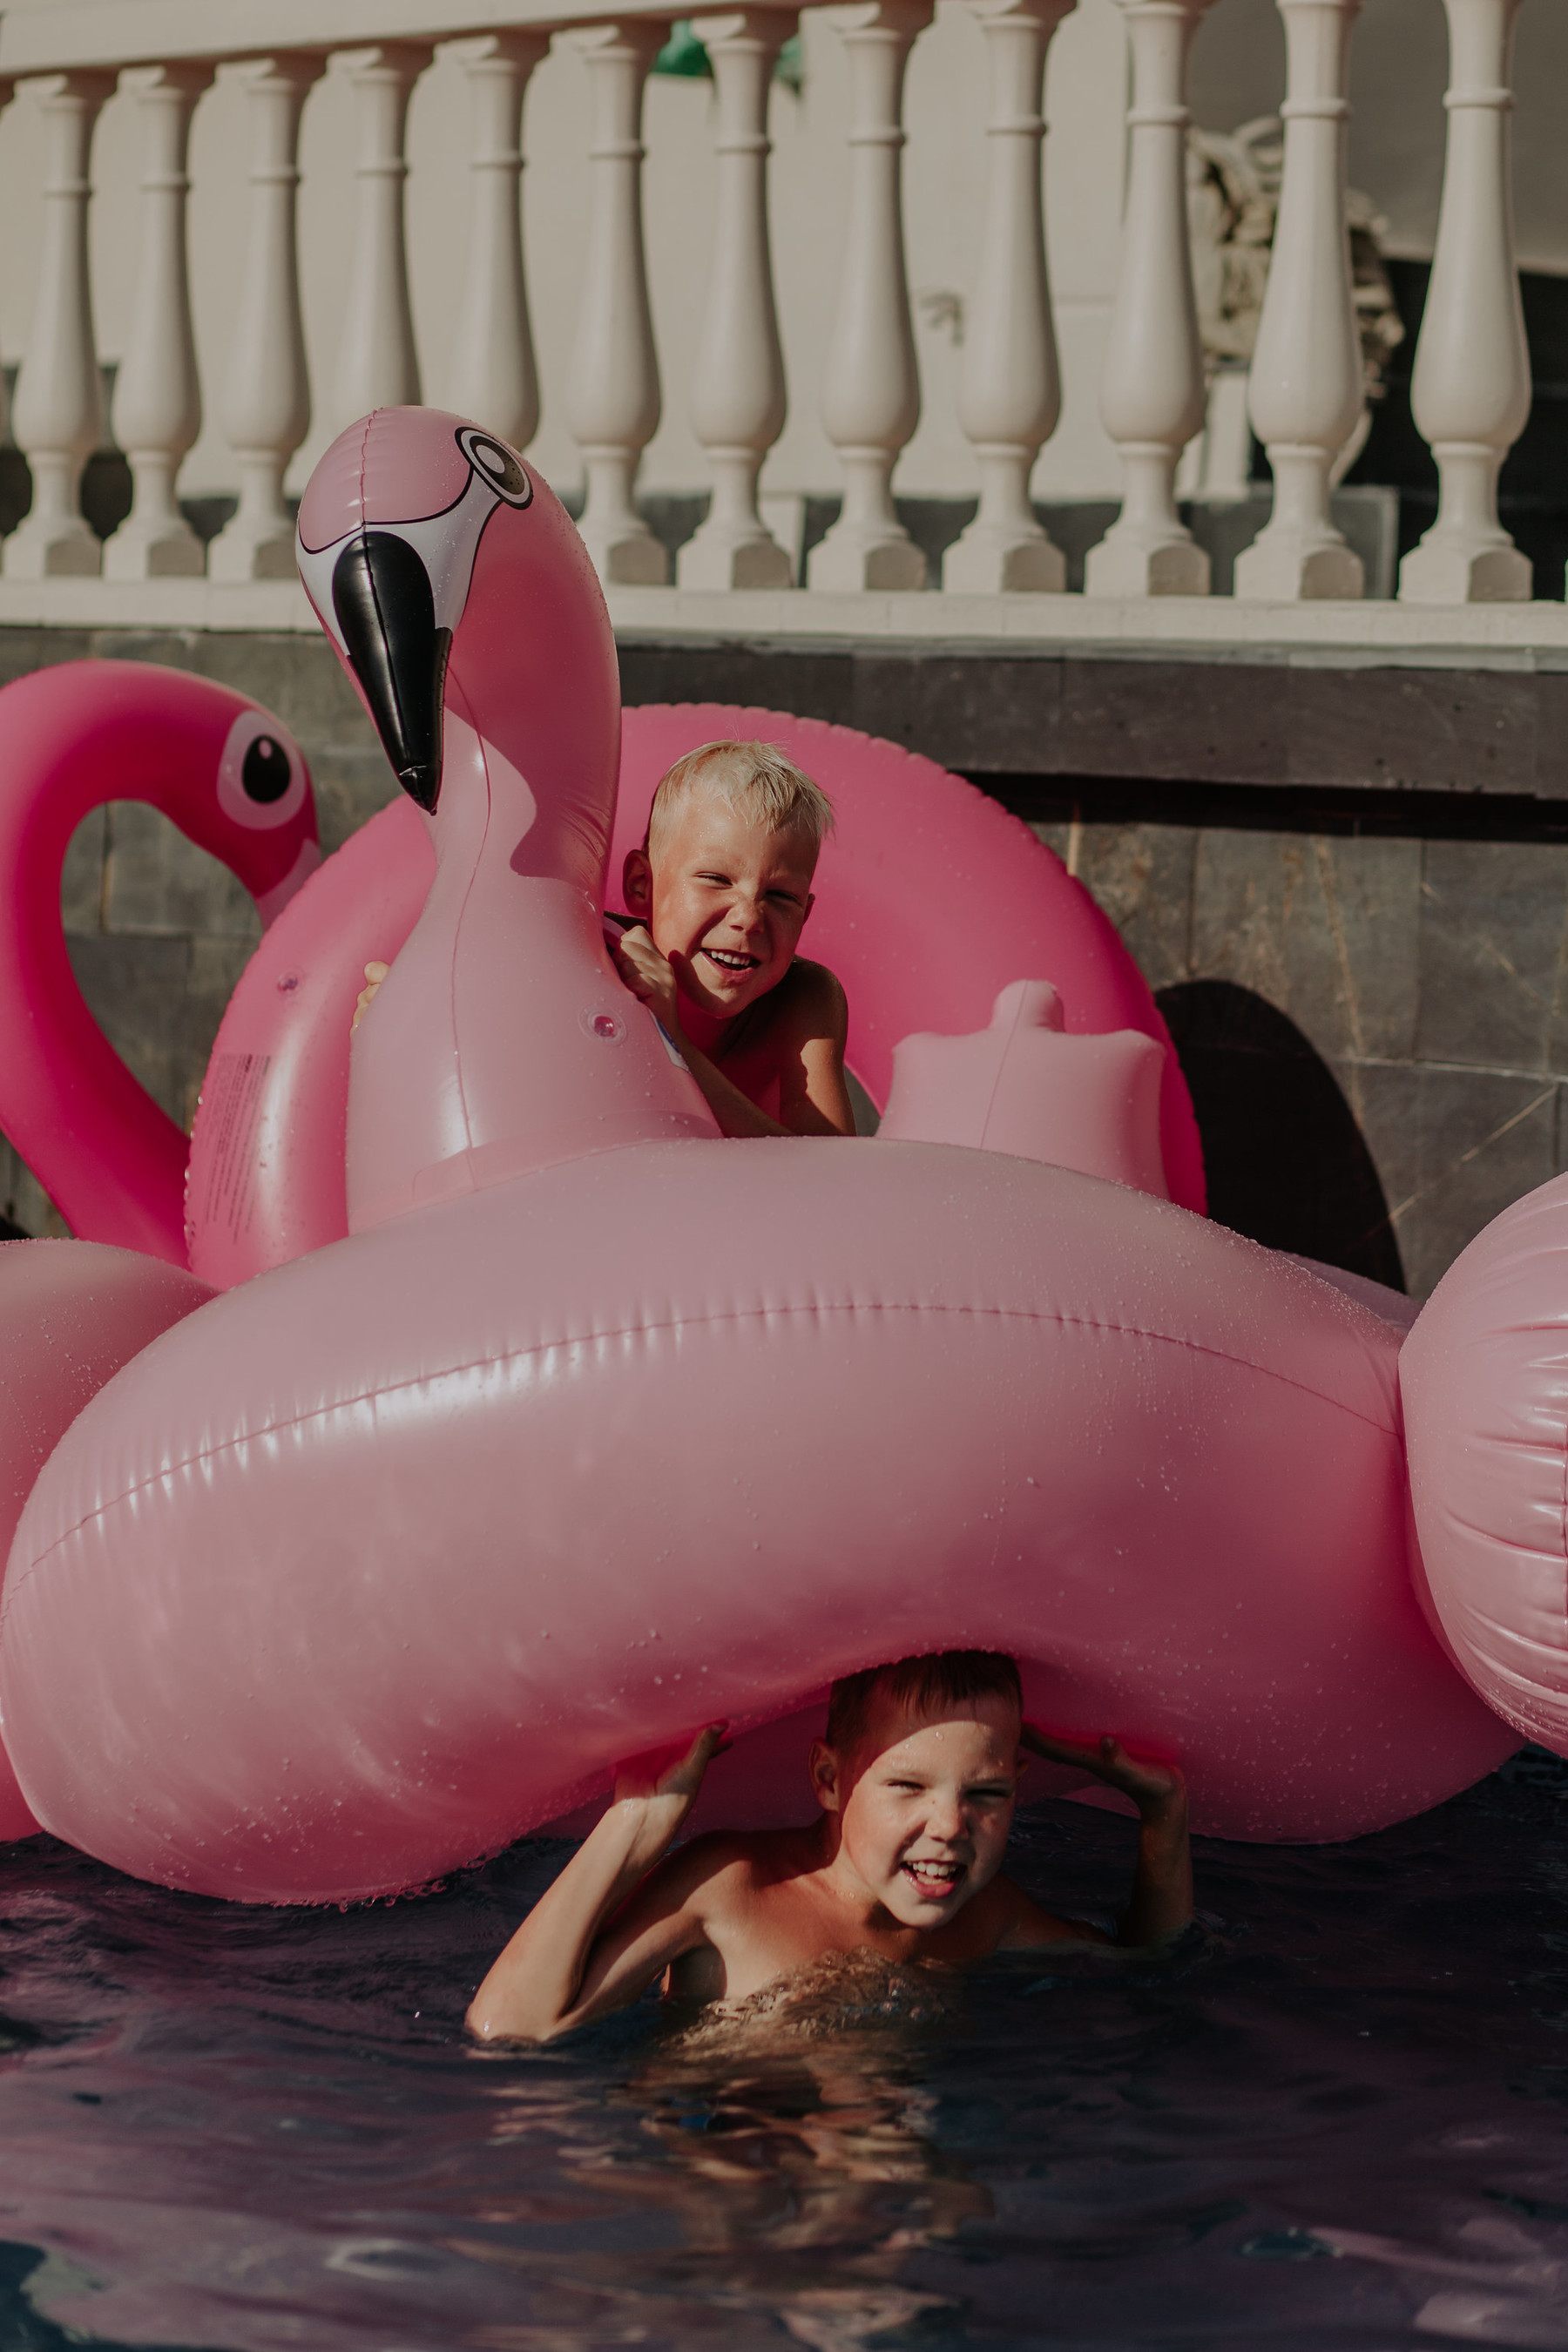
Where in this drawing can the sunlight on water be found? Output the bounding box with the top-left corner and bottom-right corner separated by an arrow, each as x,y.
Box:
0,1752 -> 1566,2349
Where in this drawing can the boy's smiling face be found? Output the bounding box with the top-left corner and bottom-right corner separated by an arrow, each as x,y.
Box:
811,1693 -> 1024,1930
623,789 -> 818,1025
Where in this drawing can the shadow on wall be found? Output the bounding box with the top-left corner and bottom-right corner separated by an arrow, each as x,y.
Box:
1157,978 -> 1405,1294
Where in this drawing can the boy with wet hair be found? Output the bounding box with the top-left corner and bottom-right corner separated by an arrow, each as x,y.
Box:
467,1651 -> 1193,2044
609,739 -> 855,1139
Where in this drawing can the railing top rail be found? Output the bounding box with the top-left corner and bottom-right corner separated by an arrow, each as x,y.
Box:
0,0 -> 740,75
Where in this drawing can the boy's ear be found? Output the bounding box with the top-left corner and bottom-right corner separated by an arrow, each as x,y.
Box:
808,1739 -> 843,1815
623,847 -> 652,915
802,889 -> 815,926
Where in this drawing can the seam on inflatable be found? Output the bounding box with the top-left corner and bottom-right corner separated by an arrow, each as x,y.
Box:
2,1300 -> 1404,1605
444,671 -> 486,1150
1558,1384 -> 1568,1652
977,990 -> 1022,1149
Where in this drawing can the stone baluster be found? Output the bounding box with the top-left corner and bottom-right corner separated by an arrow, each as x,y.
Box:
332,44 -> 431,434
945,0 -> 1071,595
1085,0 -> 1217,598
808,0 -> 933,593
210,54 -> 325,584
445,32 -> 548,449
0,83 -> 15,450
103,63 -> 213,580
6,72 -> 114,579
1233,0 -> 1363,601
1399,0 -> 1531,604
565,21 -> 669,585
679,9 -> 794,591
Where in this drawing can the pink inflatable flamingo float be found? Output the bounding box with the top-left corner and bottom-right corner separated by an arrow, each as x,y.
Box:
0,406 -> 1552,1906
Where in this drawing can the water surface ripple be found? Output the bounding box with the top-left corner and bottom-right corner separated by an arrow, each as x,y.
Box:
1,1751 -> 1565,2351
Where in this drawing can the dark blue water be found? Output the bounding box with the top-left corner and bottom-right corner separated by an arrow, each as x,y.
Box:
1,1752 -> 1566,2352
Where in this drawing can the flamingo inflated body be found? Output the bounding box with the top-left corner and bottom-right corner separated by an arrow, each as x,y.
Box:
0,409 -> 1538,1902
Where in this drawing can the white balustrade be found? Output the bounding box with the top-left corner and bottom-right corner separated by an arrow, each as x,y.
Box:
679,9 -> 794,591
808,0 -> 932,594
944,0 -> 1071,595
210,55 -> 325,583
6,71 -> 113,579
1233,0 -> 1364,602
1399,0 -> 1531,605
331,43 -> 430,435
445,31 -> 547,450
104,62 -> 212,580
1085,0 -> 1217,598
0,0 -> 1548,628
565,20 -> 669,587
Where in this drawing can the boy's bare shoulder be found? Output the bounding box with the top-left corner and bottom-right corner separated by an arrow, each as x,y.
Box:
652,1825 -> 817,1909
767,957 -> 848,1040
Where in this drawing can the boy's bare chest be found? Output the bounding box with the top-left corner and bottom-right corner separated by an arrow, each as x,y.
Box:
712,998 -> 793,1108
672,1873 -> 1010,2010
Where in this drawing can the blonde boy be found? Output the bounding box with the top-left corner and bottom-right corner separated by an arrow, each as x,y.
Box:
353,737 -> 854,1138
610,740 -> 855,1139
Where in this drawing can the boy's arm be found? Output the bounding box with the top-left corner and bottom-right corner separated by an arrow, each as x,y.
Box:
1009,1729 -> 1193,1950
669,1039 -> 801,1140
774,964 -> 856,1139
467,1727 -> 726,2043
614,934 -> 854,1139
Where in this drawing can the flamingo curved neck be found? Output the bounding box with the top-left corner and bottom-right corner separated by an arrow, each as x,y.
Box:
0,750 -> 190,1262
344,682 -> 719,1232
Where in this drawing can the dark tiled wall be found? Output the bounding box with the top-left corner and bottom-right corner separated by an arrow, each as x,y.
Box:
1035,821 -> 1568,1298
0,624 -> 1561,1299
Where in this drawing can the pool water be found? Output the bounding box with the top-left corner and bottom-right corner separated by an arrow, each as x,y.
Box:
3,1750 -> 1567,2352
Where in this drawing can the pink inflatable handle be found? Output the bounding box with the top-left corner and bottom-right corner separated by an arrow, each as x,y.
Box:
0,661 -> 319,1264
878,978 -> 1169,1197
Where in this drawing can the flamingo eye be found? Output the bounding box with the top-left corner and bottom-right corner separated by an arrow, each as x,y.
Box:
242,734 -> 293,805
456,425 -> 532,509
218,708 -> 308,831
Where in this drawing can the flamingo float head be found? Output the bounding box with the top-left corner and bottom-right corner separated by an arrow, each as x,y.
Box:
297,407 -> 619,898
297,410 -> 714,1230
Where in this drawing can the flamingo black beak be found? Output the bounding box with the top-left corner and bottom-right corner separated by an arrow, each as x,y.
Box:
296,421 -> 533,816
331,532 -> 449,814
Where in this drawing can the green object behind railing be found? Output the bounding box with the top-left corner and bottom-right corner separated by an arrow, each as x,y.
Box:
652,21 -> 804,88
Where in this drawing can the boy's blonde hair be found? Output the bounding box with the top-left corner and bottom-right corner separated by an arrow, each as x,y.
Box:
646,740 -> 835,863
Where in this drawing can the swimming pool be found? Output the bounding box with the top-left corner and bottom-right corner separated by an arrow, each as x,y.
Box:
1,1750 -> 1564,2350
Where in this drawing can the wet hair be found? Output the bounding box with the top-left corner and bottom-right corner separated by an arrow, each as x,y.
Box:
645,740 -> 836,864
825,1651 -> 1023,1756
